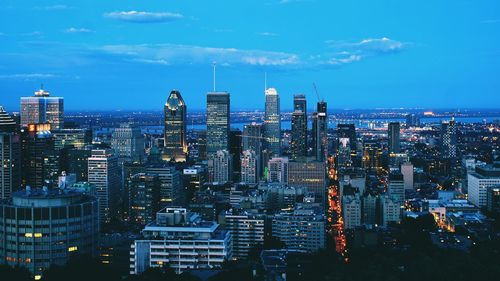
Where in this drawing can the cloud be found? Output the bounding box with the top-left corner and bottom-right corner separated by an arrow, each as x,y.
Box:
259,32 -> 278,37
64,27 -> 92,34
98,44 -> 300,67
104,11 -> 183,23
0,73 -> 57,80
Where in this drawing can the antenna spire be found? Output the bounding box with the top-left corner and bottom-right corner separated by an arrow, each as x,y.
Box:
213,61 -> 216,92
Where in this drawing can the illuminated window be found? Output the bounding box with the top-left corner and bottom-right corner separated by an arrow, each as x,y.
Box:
25,233 -> 33,238
68,246 -> 78,252
34,233 -> 43,238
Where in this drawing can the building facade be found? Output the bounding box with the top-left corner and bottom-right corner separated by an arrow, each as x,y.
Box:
164,90 -> 187,162
264,88 -> 281,156
20,88 -> 64,130
207,92 -> 230,155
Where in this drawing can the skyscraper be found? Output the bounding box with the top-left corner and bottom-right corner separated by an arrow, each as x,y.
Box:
288,161 -> 327,205
164,90 -> 187,162
208,150 -> 233,183
207,92 -> 230,155
264,88 -> 281,156
243,123 -> 263,178
312,101 -> 328,161
127,173 -> 160,225
405,113 -> 420,128
291,94 -> 307,160
441,118 -> 457,159
388,122 -> 401,153
0,107 -> 21,199
241,149 -> 258,184
147,165 -> 182,208
20,87 -> 64,130
111,123 -> 144,163
88,149 -> 120,224
267,157 -> 289,183
337,124 -> 357,154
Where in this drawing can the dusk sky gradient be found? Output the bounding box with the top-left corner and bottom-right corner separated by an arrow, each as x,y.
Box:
1,0 -> 500,111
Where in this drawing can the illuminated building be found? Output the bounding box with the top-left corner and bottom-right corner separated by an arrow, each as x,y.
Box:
264,88 -> 281,156
467,163 -> 500,207
440,118 -> 457,159
0,107 -> 21,199
288,161 -> 326,205
208,149 -> 233,184
130,208 -> 232,275
20,87 -> 64,130
241,149 -> 258,184
127,173 -> 160,225
312,101 -> 328,161
342,193 -> 362,229
218,210 -> 264,259
401,162 -> 414,190
207,92 -> 230,155
271,207 -> 326,252
267,157 -> 289,183
291,94 -> 307,160
146,165 -> 182,208
52,128 -> 91,151
388,172 -> 405,206
111,123 -> 144,163
163,90 -> 187,162
243,123 -> 263,178
0,188 -> 99,278
88,149 -> 120,224
387,122 -> 400,153
337,124 -> 357,154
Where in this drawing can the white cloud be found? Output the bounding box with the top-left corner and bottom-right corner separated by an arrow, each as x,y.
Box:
104,11 -> 183,23
64,27 -> 92,34
0,73 -> 57,80
99,44 -> 300,66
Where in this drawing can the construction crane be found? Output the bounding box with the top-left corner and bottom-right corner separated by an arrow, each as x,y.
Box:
313,82 -> 322,102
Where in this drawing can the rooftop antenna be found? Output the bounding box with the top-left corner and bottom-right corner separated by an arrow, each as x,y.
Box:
213,61 -> 216,92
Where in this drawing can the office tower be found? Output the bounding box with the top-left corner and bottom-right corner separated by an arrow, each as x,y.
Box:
405,113 -> 420,128
230,129 -> 242,182
20,87 -> 64,130
291,94 -> 307,160
0,188 -> 99,278
288,161 -> 326,204
487,186 -> 500,213
111,123 -> 144,163
0,107 -> 21,199
65,146 -> 92,181
380,195 -> 402,226
362,193 -> 378,225
401,162 -> 414,190
388,172 -> 405,206
218,211 -> 265,259
127,173 -> 160,225
337,137 -> 352,170
467,163 -> 500,207
362,140 -> 383,170
264,88 -> 281,156
243,123 -> 263,153
387,122 -> 401,153
207,92 -> 230,155
20,123 -> 58,189
337,124 -> 357,153
182,166 -> 207,203
208,149 -> 233,183
52,128 -> 92,151
312,101 -> 328,161
164,90 -> 187,162
130,208 -> 232,275
88,149 -> 120,224
146,165 -> 182,207
267,157 -> 289,183
271,207 -> 326,252
440,118 -> 457,158
342,193 -> 362,229
241,149 -> 258,184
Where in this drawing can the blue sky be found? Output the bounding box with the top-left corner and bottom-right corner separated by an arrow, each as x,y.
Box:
1,0 -> 499,111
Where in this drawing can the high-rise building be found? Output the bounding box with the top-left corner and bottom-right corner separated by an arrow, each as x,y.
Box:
0,188 -> 99,278
401,162 -> 414,190
380,195 -> 402,226
164,90 -> 187,162
20,87 -> 64,130
146,165 -> 182,208
127,173 -> 160,225
440,118 -> 457,159
52,128 -> 92,151
267,157 -> 289,183
243,123 -> 263,154
20,123 -> 58,189
241,149 -> 258,184
288,161 -> 326,205
88,149 -> 120,224
487,185 -> 500,214
0,107 -> 21,199
111,123 -> 144,163
312,101 -> 328,161
130,208 -> 232,275
264,88 -> 281,156
467,163 -> 500,207
271,207 -> 326,252
388,172 -> 405,206
388,122 -> 400,153
405,113 -> 420,128
337,124 -> 357,153
342,193 -> 362,229
207,92 -> 230,155
291,94 -> 307,160
230,129 -> 242,182
218,210 -> 264,259
208,149 -> 233,183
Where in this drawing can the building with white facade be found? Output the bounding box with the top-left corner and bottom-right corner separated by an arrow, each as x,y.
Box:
467,163 -> 500,208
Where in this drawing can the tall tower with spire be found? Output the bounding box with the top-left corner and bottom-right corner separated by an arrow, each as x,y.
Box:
264,88 -> 281,156
164,90 -> 187,162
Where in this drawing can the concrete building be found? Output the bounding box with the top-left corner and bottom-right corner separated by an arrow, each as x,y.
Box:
20,87 -> 64,130
208,150 -> 233,184
288,161 -> 326,205
111,123 -> 144,163
380,195 -> 401,226
88,149 -> 120,224
146,166 -> 182,208
388,172 -> 405,206
342,194 -> 362,230
241,150 -> 258,184
467,163 -> 500,207
267,157 -> 288,184
218,211 -> 264,259
0,188 -> 99,278
401,162 -> 414,190
130,208 -> 232,275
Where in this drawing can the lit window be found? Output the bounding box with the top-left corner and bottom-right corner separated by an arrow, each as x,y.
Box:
68,246 -> 78,252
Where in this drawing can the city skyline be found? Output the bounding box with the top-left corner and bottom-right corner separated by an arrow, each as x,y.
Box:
2,0 -> 500,110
